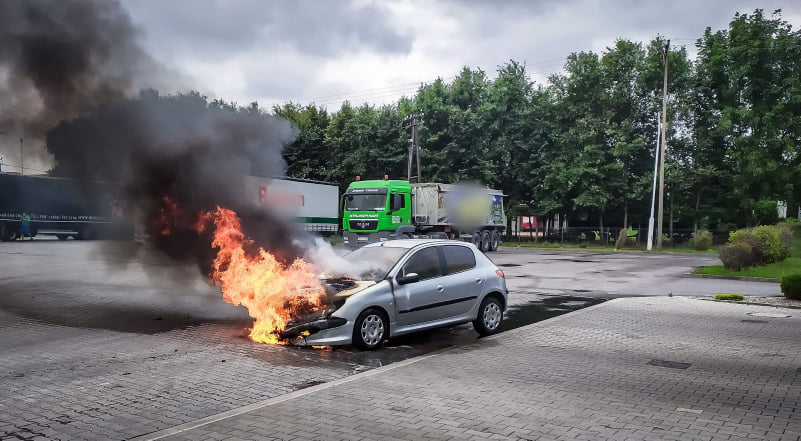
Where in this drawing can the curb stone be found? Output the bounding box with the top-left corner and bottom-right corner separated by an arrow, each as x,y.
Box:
698,297 -> 801,310
684,273 -> 780,283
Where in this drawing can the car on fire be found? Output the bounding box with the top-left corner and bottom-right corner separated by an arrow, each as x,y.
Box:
280,239 -> 508,350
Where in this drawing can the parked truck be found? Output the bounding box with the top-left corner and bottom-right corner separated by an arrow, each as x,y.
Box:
243,175 -> 340,235
342,178 -> 505,251
0,173 -> 132,241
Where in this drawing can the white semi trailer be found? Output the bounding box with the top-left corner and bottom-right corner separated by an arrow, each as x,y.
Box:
242,175 -> 339,235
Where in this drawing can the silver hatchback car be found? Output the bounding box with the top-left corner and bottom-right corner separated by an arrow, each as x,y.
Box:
281,239 -> 508,350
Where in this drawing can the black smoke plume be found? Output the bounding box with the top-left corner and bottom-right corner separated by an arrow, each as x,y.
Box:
0,0 -> 307,273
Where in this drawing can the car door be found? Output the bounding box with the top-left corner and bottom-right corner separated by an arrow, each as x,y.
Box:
440,244 -> 483,317
394,246 -> 447,326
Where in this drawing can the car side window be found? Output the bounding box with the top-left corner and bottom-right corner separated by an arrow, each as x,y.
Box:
443,245 -> 476,274
402,247 -> 442,280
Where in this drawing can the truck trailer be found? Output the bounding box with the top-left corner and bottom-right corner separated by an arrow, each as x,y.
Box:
242,175 -> 340,235
0,173 -> 131,241
342,179 -> 505,251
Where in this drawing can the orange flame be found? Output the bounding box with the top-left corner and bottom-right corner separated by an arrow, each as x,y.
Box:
208,207 -> 326,344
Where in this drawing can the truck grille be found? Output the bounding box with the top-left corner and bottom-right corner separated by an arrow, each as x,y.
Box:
349,219 -> 378,230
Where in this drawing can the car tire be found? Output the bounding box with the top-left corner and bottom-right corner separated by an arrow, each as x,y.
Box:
471,231 -> 482,248
489,230 -> 500,251
402,233 -> 413,239
473,296 -> 503,336
353,308 -> 388,351
0,224 -> 15,242
480,230 -> 491,252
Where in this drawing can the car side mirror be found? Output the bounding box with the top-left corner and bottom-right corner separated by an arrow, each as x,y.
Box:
397,272 -> 419,285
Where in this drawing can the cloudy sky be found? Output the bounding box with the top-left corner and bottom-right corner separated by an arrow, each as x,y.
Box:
119,0 -> 801,111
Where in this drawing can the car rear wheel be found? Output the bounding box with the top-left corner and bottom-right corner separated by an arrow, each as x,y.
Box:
353,308 -> 387,350
473,296 -> 503,336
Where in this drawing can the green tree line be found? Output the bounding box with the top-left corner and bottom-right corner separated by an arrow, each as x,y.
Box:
275,9 -> 801,232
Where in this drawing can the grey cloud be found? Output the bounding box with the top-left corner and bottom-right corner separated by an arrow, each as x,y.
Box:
121,0 -> 412,60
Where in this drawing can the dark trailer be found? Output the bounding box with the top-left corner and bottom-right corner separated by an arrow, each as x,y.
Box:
0,173 -> 132,241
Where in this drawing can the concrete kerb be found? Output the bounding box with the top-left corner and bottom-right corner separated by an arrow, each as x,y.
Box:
129,297 -> 624,441
684,273 -> 780,283
697,297 -> 801,310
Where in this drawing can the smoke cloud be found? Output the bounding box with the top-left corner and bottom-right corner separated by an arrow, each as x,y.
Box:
0,0 -> 313,274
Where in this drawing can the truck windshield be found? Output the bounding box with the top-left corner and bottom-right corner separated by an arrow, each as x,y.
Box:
345,194 -> 387,211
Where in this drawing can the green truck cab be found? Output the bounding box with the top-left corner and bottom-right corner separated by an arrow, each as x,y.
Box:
342,180 -> 414,247
342,179 -> 505,252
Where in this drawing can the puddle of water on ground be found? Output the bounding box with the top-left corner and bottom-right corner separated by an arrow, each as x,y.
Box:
500,296 -> 606,332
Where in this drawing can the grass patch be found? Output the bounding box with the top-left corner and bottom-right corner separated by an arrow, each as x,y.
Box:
715,293 -> 744,301
693,257 -> 801,279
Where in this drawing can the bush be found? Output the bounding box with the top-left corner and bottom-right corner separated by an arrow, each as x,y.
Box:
754,199 -> 780,225
780,274 -> 801,300
690,229 -> 713,251
729,225 -> 792,265
719,242 -> 756,271
715,294 -> 744,301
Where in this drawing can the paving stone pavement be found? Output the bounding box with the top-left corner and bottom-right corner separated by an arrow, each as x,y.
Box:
0,309 -> 355,441
144,297 -> 801,441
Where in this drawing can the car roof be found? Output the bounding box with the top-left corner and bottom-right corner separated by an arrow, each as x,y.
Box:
362,239 -> 468,250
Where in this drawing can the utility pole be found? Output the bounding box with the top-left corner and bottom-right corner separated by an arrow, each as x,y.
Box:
647,113 -> 660,251
404,113 -> 423,182
656,40 -> 670,250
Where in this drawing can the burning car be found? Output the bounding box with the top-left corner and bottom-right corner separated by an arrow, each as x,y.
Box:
280,239 -> 508,350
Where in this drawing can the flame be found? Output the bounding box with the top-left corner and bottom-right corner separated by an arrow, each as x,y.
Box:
208,207 -> 326,344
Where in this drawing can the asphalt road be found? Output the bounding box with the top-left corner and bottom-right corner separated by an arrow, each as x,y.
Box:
0,238 -> 783,440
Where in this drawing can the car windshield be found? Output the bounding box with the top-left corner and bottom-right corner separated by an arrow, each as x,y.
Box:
342,246 -> 409,280
345,194 -> 387,211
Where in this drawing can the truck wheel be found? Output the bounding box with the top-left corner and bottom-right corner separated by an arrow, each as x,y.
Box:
74,228 -> 92,240
471,231 -> 482,248
480,230 -> 491,252
0,224 -> 16,242
489,230 -> 500,251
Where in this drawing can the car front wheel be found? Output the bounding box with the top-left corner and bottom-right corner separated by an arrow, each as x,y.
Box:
353,308 -> 388,350
473,297 -> 503,336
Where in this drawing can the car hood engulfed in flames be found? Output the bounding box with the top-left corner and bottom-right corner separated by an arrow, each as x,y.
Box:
277,276 -> 376,341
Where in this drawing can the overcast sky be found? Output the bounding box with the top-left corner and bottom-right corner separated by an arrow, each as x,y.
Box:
106,1 -> 801,110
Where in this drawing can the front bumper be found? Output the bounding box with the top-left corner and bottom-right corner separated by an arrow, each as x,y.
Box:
279,315 -> 354,346
343,231 -> 395,249
287,320 -> 355,346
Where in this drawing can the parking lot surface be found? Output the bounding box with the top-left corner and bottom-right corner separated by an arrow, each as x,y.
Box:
0,240 -> 791,440
148,297 -> 801,441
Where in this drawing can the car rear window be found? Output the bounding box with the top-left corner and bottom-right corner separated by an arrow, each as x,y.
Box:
442,245 -> 476,274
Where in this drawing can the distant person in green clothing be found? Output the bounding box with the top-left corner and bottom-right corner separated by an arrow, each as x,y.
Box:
19,213 -> 32,240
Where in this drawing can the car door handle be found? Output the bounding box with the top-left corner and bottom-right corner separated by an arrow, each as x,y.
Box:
475,278 -> 483,284
437,285 -> 444,292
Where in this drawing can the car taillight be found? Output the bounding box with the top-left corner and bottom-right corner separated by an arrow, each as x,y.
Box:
495,269 -> 505,279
